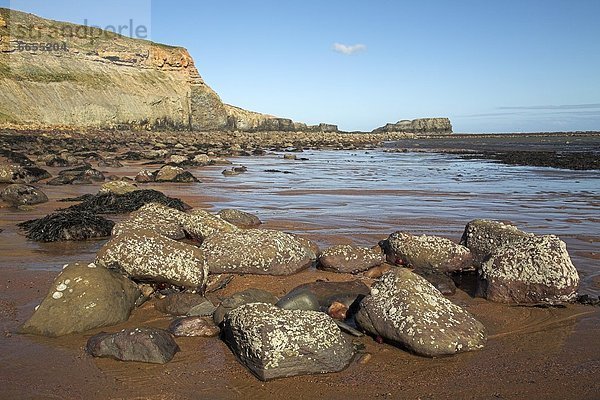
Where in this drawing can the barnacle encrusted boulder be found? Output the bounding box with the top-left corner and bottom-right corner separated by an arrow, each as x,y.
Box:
20,262 -> 140,337
217,209 -> 262,228
112,202 -> 186,239
222,303 -> 354,381
460,219 -> 533,268
86,327 -> 179,364
169,316 -> 220,337
383,231 -> 473,272
99,180 -> 138,195
317,244 -> 385,274
356,268 -> 486,357
477,235 -> 579,303
181,209 -> 239,241
0,164 -> 51,183
95,230 -> 208,288
201,229 -> 313,275
1,183 -> 48,206
155,165 -> 198,182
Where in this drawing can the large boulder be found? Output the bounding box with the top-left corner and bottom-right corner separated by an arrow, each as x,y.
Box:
96,230 -> 208,289
201,229 -> 313,275
181,209 -> 239,241
1,184 -> 48,206
317,244 -> 385,274
99,181 -> 138,195
460,219 -> 533,268
169,316 -> 220,337
217,209 -> 262,228
155,165 -> 197,183
222,303 -> 354,381
356,269 -> 486,357
111,203 -> 186,239
20,262 -> 140,337
383,231 -> 473,272
0,164 -> 51,183
477,235 -> 579,303
86,327 -> 179,364
213,288 -> 279,324
276,280 -> 370,312
154,293 -> 210,316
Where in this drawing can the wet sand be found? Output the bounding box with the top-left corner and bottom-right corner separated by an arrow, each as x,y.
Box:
1,148 -> 600,399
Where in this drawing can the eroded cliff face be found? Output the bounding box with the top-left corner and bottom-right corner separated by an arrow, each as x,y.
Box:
372,118 -> 453,134
0,8 -> 228,130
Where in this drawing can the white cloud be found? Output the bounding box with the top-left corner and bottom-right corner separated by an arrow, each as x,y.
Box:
332,42 -> 367,55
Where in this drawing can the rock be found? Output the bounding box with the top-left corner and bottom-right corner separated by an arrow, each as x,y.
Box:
155,293 -> 209,316
477,235 -> 579,303
187,300 -> 217,317
99,181 -> 138,195
18,211 -> 114,242
363,264 -> 392,279
222,303 -> 354,381
112,202 -> 186,240
86,327 -> 179,364
217,209 -> 262,228
412,267 -> 456,295
97,158 -> 123,168
169,316 -> 220,337
371,118 -> 452,134
181,209 -> 239,241
222,166 -> 247,176
356,269 -> 486,357
0,164 -> 51,184
276,291 -> 320,311
155,165 -> 198,182
192,154 -> 211,165
383,231 -> 473,272
95,230 -> 208,289
167,155 -> 189,165
213,288 -> 279,325
1,184 -> 48,206
317,244 -> 385,274
291,235 -> 321,260
277,280 -> 370,314
59,166 -> 105,183
283,154 -> 297,160
327,301 -> 349,320
20,262 -> 140,337
135,169 -> 155,183
201,229 -> 314,275
460,219 -> 533,268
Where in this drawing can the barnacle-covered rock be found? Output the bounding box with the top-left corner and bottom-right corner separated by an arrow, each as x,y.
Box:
181,209 -> 239,241
317,244 -> 385,274
222,303 -> 354,381
217,208 -> 262,228
383,231 -> 473,272
477,235 -> 579,303
169,316 -> 220,337
155,165 -> 197,182
20,262 -> 140,337
460,219 -> 533,268
96,230 -> 208,288
112,202 -> 186,239
1,183 -> 48,206
0,164 -> 51,183
356,268 -> 486,357
201,229 -> 313,275
99,180 -> 138,195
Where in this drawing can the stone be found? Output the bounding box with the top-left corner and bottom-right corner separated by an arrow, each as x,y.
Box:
86,327 -> 179,364
283,154 -> 297,160
317,244 -> 385,274
371,118 -> 452,134
135,169 -> 155,183
460,219 -> 533,268
155,293 -> 210,316
187,300 -> 217,317
0,164 -> 51,184
169,316 -> 220,337
222,303 -> 354,381
383,231 -> 473,272
412,267 -> 456,296
277,280 -> 369,312
20,262 -> 140,337
167,155 -> 189,165
477,235 -> 579,303
192,154 -> 211,165
201,229 -> 314,275
217,209 -> 262,228
111,202 -> 186,240
1,184 -> 48,206
95,230 -> 208,289
356,269 -> 486,357
99,181 -> 138,195
213,288 -> 279,325
155,165 -> 197,182
181,209 -> 239,241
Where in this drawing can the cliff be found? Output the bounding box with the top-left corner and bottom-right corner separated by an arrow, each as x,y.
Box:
372,118 -> 452,134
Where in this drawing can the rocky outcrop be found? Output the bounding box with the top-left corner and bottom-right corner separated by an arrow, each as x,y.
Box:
21,262 -> 140,337
356,269 -> 486,357
222,303 -> 354,380
477,235 -> 579,304
372,118 -> 452,134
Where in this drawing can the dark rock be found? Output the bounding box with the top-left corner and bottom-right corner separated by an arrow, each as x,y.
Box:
276,291 -> 320,311
277,280 -> 369,313
1,184 -> 48,206
382,231 -> 473,272
317,244 -> 385,274
169,316 -> 220,337
217,209 -> 262,228
412,267 -> 456,295
98,158 -> 123,168
187,300 -> 217,316
86,327 -> 179,364
477,235 -> 579,304
155,165 -> 198,182
222,303 -> 354,381
18,211 -> 114,242
21,262 -> 140,337
213,288 -> 279,325
155,293 -> 210,316
96,229 -> 208,289
135,169 -> 155,183
0,164 -> 51,183
356,268 -> 486,357
201,229 -> 314,275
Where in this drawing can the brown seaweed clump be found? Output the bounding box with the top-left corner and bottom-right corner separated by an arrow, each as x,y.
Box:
18,210 -> 115,242
60,189 -> 190,214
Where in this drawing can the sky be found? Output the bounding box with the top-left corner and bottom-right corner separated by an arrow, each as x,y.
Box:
3,0 -> 600,133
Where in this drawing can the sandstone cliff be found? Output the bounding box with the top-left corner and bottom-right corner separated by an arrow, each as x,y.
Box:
0,8 -> 230,130
372,118 -> 452,134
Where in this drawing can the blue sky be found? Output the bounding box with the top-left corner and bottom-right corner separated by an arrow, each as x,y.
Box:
4,0 -> 600,132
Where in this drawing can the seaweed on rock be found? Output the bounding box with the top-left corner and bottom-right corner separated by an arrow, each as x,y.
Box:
18,210 -> 115,242
60,189 -> 190,214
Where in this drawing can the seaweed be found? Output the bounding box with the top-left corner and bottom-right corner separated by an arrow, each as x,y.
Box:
18,210 -> 115,242
60,189 -> 190,214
